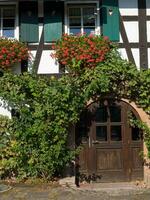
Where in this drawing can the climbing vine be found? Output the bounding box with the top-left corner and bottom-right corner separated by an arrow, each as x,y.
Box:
0,35 -> 150,180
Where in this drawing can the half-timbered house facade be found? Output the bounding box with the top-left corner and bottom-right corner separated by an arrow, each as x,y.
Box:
0,0 -> 150,184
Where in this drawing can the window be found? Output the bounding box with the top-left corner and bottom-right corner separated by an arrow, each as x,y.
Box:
66,4 -> 100,35
95,105 -> 122,142
0,7 -> 16,38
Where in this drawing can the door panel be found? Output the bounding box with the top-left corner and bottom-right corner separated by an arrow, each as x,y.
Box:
96,149 -> 123,170
77,101 -> 143,182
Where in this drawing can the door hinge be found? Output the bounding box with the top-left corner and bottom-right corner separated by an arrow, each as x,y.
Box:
89,136 -> 91,148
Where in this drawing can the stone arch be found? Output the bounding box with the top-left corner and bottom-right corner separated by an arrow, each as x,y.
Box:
85,98 -> 150,185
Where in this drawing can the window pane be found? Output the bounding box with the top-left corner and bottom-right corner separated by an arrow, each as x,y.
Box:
83,8 -> 95,26
3,19 -> 15,28
3,8 -> 15,18
132,127 -> 141,141
0,9 -> 2,30
2,8 -> 15,38
83,18 -> 95,26
70,28 -> 81,35
84,28 -> 95,35
110,106 -> 121,122
111,126 -> 122,141
95,106 -> 107,122
69,8 -> 81,17
96,126 -> 107,141
3,29 -> 14,37
69,18 -> 81,26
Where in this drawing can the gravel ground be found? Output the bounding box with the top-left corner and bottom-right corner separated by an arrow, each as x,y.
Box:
0,183 -> 150,200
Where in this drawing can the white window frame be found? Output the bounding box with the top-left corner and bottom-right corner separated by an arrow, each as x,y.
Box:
64,1 -> 100,35
0,2 -> 19,40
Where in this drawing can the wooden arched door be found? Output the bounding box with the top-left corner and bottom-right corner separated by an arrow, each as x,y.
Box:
76,101 -> 143,182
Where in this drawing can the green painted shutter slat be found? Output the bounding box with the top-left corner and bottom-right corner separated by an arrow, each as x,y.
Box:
101,0 -> 119,41
44,1 -> 63,42
19,2 -> 39,43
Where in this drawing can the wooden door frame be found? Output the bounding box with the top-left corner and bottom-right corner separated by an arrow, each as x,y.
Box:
76,99 -> 144,183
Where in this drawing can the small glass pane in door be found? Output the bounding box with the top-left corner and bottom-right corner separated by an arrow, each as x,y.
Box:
132,127 -> 141,141
110,106 -> 121,122
111,125 -> 122,141
95,106 -> 107,122
96,126 -> 107,141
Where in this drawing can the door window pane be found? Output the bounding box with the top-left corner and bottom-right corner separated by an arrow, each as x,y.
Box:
110,106 -> 121,122
96,126 -> 107,141
111,126 -> 122,141
95,106 -> 107,122
132,127 -> 141,141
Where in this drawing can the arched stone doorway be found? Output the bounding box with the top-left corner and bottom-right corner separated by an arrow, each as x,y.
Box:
76,100 -> 144,182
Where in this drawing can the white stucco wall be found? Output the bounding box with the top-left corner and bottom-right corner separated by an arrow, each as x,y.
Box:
118,48 -> 128,61
148,48 -> 150,69
146,0 -> 150,16
37,50 -> 59,74
131,48 -> 140,69
0,100 -> 11,118
119,0 -> 138,16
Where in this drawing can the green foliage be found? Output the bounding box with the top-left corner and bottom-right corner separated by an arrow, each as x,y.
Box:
0,115 -> 11,151
0,73 -> 84,179
135,70 -> 150,113
0,115 -> 13,177
129,117 -> 150,158
0,36 -> 150,180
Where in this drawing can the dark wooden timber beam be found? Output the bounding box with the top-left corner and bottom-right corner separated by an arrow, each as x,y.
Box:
122,16 -> 138,21
33,27 -> 44,73
138,0 -> 148,69
120,13 -> 135,65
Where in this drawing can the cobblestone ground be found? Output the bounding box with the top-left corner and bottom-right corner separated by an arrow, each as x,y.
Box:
0,183 -> 150,200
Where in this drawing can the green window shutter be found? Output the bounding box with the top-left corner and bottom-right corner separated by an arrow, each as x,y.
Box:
101,0 -> 119,41
19,2 -> 39,43
44,1 -> 63,42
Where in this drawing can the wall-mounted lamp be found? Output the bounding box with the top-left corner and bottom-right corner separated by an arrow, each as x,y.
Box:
94,7 -> 113,16
108,8 -> 113,16
94,7 -> 100,15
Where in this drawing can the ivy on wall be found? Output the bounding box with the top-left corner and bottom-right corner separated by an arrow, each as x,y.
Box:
0,35 -> 150,180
